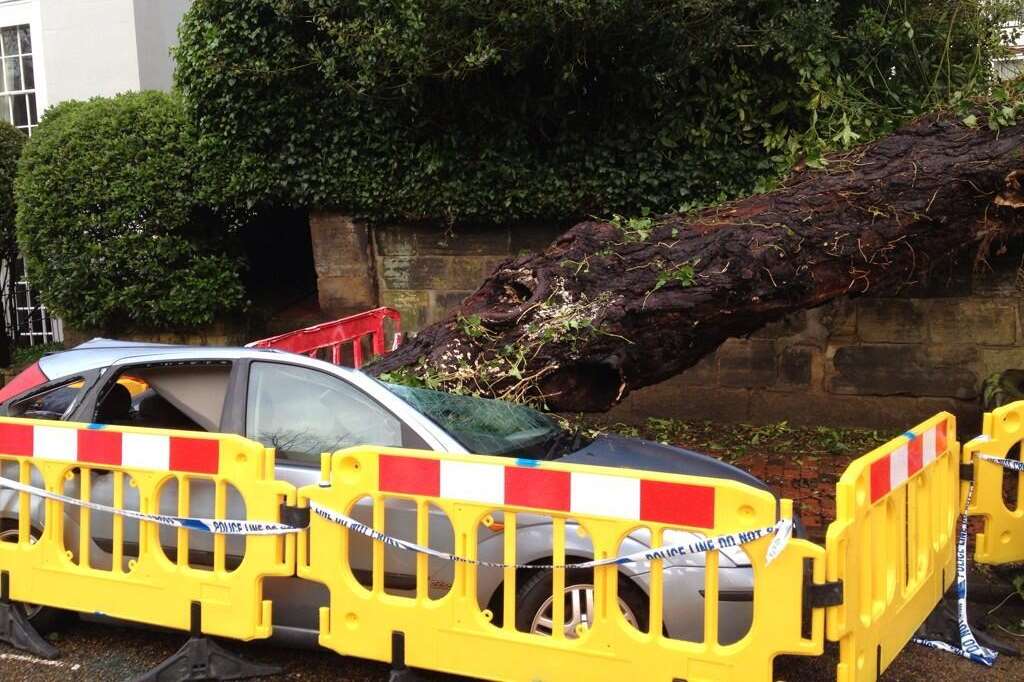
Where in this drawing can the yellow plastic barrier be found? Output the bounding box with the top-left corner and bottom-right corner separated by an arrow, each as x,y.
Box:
0,417 -> 295,641
963,401 -> 1024,564
824,413 -> 959,682
0,408 -> 1005,681
299,446 -> 825,682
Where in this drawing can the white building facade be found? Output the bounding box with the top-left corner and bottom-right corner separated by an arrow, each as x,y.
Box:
0,0 -> 190,118
0,0 -> 190,345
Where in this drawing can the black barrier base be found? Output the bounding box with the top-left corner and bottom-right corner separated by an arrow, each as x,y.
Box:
389,667 -> 423,682
131,636 -> 282,682
389,631 -> 422,682
0,571 -> 60,660
0,600 -> 60,660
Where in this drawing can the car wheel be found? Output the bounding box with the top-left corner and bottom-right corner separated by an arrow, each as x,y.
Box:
514,567 -> 649,637
0,522 -> 74,634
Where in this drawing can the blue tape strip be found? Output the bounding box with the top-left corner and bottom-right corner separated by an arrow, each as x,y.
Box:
0,477 -> 301,536
912,481 -> 998,667
980,455 -> 1024,472
179,518 -> 211,532
309,501 -> 794,570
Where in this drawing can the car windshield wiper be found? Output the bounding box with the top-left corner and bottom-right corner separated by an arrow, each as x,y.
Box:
541,429 -> 583,460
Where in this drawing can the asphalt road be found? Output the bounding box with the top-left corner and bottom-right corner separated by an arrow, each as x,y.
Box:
1,617 -> 1022,681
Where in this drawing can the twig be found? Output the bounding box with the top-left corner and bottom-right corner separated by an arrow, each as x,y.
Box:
986,590 -> 1019,616
995,624 -> 1024,638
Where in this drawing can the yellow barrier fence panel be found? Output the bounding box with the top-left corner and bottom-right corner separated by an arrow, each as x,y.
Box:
299,446 -> 826,682
825,413 -> 958,682
0,417 -> 295,641
964,401 -> 1024,564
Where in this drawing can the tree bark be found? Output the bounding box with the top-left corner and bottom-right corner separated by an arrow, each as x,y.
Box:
368,113 -> 1024,412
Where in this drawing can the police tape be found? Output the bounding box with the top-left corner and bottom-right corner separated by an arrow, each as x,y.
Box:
979,454 -> 1024,471
0,475 -> 793,569
910,481 -> 998,666
307,500 -> 793,569
0,477 -> 299,535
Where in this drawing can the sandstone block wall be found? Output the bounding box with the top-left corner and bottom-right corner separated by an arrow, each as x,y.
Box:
609,263 -> 1023,431
371,221 -> 565,328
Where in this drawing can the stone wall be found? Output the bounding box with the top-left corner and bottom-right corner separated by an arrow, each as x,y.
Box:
608,262 -> 1022,431
369,221 -> 563,329
309,213 -> 564,329
60,324 -> 239,349
309,212 -> 379,316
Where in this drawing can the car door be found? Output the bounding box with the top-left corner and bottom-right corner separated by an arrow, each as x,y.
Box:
241,360 -> 453,598
78,360 -> 240,569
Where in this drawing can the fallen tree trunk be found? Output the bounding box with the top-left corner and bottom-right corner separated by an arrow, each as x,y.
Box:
369,113 -> 1024,411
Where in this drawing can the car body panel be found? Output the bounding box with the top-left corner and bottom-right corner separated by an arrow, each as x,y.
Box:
561,434 -> 769,492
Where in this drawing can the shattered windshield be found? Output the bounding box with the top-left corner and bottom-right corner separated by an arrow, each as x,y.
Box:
383,383 -> 570,458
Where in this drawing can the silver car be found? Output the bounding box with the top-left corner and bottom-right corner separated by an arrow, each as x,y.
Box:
0,339 -> 774,646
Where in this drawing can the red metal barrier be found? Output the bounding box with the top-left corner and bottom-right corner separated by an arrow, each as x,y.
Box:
246,307 -> 401,369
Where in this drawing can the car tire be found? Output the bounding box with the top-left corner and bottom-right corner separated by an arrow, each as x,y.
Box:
514,567 -> 649,637
0,520 -> 75,634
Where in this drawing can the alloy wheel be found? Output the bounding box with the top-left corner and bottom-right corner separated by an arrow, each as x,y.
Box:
528,583 -> 639,637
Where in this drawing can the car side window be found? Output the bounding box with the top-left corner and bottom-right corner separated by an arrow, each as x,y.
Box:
245,362 -> 403,465
9,378 -> 84,420
91,363 -> 232,432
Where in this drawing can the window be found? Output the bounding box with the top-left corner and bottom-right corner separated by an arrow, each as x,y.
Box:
0,24 -> 36,133
10,256 -> 62,346
246,362 -> 403,465
95,363 -> 231,432
10,379 -> 84,420
385,382 -> 566,458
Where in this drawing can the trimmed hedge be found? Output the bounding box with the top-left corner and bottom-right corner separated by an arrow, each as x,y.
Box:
176,0 -> 1018,223
15,91 -> 245,332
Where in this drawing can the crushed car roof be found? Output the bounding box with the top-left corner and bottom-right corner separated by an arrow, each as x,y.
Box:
38,338 -> 288,380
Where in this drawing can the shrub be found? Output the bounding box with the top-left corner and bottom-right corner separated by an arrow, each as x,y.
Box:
15,91 -> 245,332
175,0 -> 1021,224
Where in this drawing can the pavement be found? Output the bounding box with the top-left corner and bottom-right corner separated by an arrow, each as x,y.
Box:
0,619 -> 392,681
1,615 -> 1021,681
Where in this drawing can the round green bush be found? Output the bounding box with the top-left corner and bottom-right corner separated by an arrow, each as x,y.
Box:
15,91 -> 245,332
175,0 -> 1018,223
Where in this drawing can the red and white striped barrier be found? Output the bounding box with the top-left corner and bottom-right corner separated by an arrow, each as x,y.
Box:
378,454 -> 717,528
870,420 -> 949,503
0,422 -> 220,475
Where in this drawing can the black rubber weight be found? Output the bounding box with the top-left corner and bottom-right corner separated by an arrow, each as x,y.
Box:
0,519 -> 75,635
